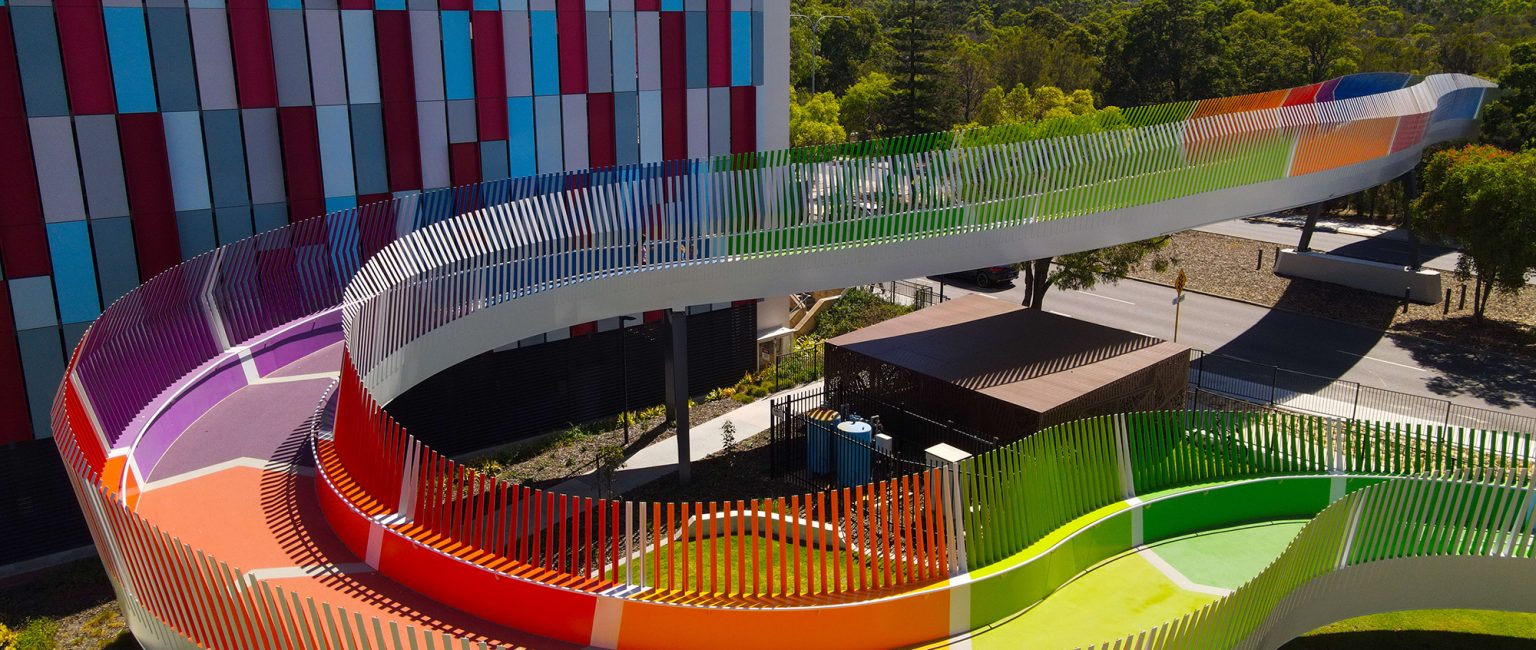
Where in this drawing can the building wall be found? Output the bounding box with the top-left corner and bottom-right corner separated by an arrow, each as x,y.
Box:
0,0 -> 789,442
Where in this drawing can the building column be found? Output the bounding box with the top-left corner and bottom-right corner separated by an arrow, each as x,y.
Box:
664,307 -> 691,485
1403,171 -> 1423,271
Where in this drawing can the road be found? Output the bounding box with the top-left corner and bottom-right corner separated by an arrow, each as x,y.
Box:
905,273 -> 1536,422
1194,217 -> 1464,273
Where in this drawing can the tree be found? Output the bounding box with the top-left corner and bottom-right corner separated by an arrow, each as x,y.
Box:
1099,0 -> 1229,106
1411,145 -> 1536,321
888,0 -> 952,135
1483,41 -> 1536,152
1022,237 -> 1178,310
594,443 -> 627,499
1277,0 -> 1361,83
1220,9 -> 1305,93
841,72 -> 897,139
946,40 -> 996,125
789,91 -> 848,147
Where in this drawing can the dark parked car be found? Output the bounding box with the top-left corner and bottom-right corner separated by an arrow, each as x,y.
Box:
947,265 -> 1019,288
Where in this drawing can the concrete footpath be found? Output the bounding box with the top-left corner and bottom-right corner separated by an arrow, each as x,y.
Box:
553,380 -> 824,498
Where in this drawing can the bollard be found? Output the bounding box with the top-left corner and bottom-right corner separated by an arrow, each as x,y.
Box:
1458,284 -> 1466,310
1444,288 -> 1452,315
1256,248 -> 1264,271
1403,287 -> 1411,314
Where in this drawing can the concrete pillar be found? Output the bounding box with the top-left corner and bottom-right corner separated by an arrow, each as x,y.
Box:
1403,172 -> 1423,271
1297,203 -> 1323,253
664,307 -> 691,485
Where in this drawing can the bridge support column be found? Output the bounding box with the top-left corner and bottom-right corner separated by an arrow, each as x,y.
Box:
1403,171 -> 1423,271
664,307 -> 691,485
1297,203 -> 1323,253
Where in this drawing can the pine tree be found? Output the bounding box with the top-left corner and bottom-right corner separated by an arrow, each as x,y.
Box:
888,0 -> 951,135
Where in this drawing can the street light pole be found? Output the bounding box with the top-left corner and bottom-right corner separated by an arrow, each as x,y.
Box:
619,315 -> 637,444
790,13 -> 849,96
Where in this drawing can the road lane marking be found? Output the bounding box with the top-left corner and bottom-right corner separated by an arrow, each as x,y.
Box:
1335,350 -> 1423,372
1073,289 -> 1135,305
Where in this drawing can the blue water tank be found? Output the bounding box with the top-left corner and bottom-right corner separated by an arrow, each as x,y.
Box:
806,408 -> 839,475
835,420 -> 874,487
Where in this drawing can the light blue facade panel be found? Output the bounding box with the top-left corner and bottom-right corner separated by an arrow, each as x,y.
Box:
376,0 -> 406,9
146,7 -> 201,111
341,10 -> 381,104
90,217 -> 140,306
11,7 -> 70,116
610,11 -> 635,93
439,11 -> 474,100
730,11 -> 750,86
507,96 -> 537,178
9,276 -> 58,331
349,103 -> 389,195
175,209 -> 216,259
315,105 -> 357,198
162,111 -> 213,211
529,11 -> 560,96
214,206 -> 254,244
45,221 -> 101,324
102,7 -> 158,112
324,196 -> 356,213
662,0 -> 681,10
533,94 -> 563,174
201,110 -> 250,208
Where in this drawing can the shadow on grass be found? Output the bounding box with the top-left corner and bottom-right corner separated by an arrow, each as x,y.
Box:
1282,630 -> 1536,649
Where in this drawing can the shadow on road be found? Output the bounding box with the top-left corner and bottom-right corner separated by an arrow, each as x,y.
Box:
1391,319 -> 1536,409
1209,279 -> 1398,393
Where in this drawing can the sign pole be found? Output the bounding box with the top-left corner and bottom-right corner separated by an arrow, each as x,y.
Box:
1173,269 -> 1187,343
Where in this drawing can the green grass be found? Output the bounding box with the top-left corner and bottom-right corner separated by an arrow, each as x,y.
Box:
1285,610 -> 1536,648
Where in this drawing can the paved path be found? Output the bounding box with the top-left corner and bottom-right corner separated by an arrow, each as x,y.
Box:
553,381 -> 824,498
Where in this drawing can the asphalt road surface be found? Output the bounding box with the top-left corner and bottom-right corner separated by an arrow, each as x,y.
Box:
909,273 -> 1536,421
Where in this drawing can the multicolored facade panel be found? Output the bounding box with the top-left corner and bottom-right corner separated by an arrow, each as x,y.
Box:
0,0 -> 789,442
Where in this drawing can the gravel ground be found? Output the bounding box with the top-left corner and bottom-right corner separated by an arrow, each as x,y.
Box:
0,558 -> 136,649
1130,231 -> 1536,357
476,397 -> 744,488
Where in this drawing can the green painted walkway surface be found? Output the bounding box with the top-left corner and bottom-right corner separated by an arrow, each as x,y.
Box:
1152,520 -> 1306,591
938,520 -> 1305,649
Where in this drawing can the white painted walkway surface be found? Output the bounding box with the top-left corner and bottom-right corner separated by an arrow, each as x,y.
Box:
554,380 -> 823,498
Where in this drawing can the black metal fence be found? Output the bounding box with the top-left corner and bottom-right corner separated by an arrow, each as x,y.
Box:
864,279 -> 948,309
768,385 -> 996,492
1189,350 -> 1536,434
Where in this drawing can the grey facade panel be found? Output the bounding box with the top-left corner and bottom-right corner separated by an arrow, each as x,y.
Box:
89,217 -> 140,306
613,91 -> 638,167
10,8 -> 69,117
446,98 -> 478,144
175,209 -> 216,260
417,100 -> 451,189
16,326 -> 65,439
28,117 -> 85,222
305,9 -> 349,106
479,140 -> 509,182
685,10 -> 706,89
635,11 -> 659,91
350,103 -> 390,195
214,206 -> 254,245
504,11 -> 533,97
74,115 -> 131,220
409,11 -> 445,102
269,9 -> 314,107
561,94 -> 588,171
189,8 -> 240,110
709,86 -> 730,157
9,277 -> 58,331
202,109 -> 251,209
242,108 -> 287,204
585,11 -> 611,93
252,202 -> 289,235
146,7 -> 201,112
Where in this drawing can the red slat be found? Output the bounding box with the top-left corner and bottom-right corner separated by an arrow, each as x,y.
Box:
55,0 -> 116,114
227,0 -> 278,108
0,9 -> 50,277
472,11 -> 507,141
117,113 -> 181,280
708,1 -> 730,87
276,106 -> 325,222
731,86 -> 756,153
587,93 -> 616,168
557,7 -> 587,94
375,11 -> 422,192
